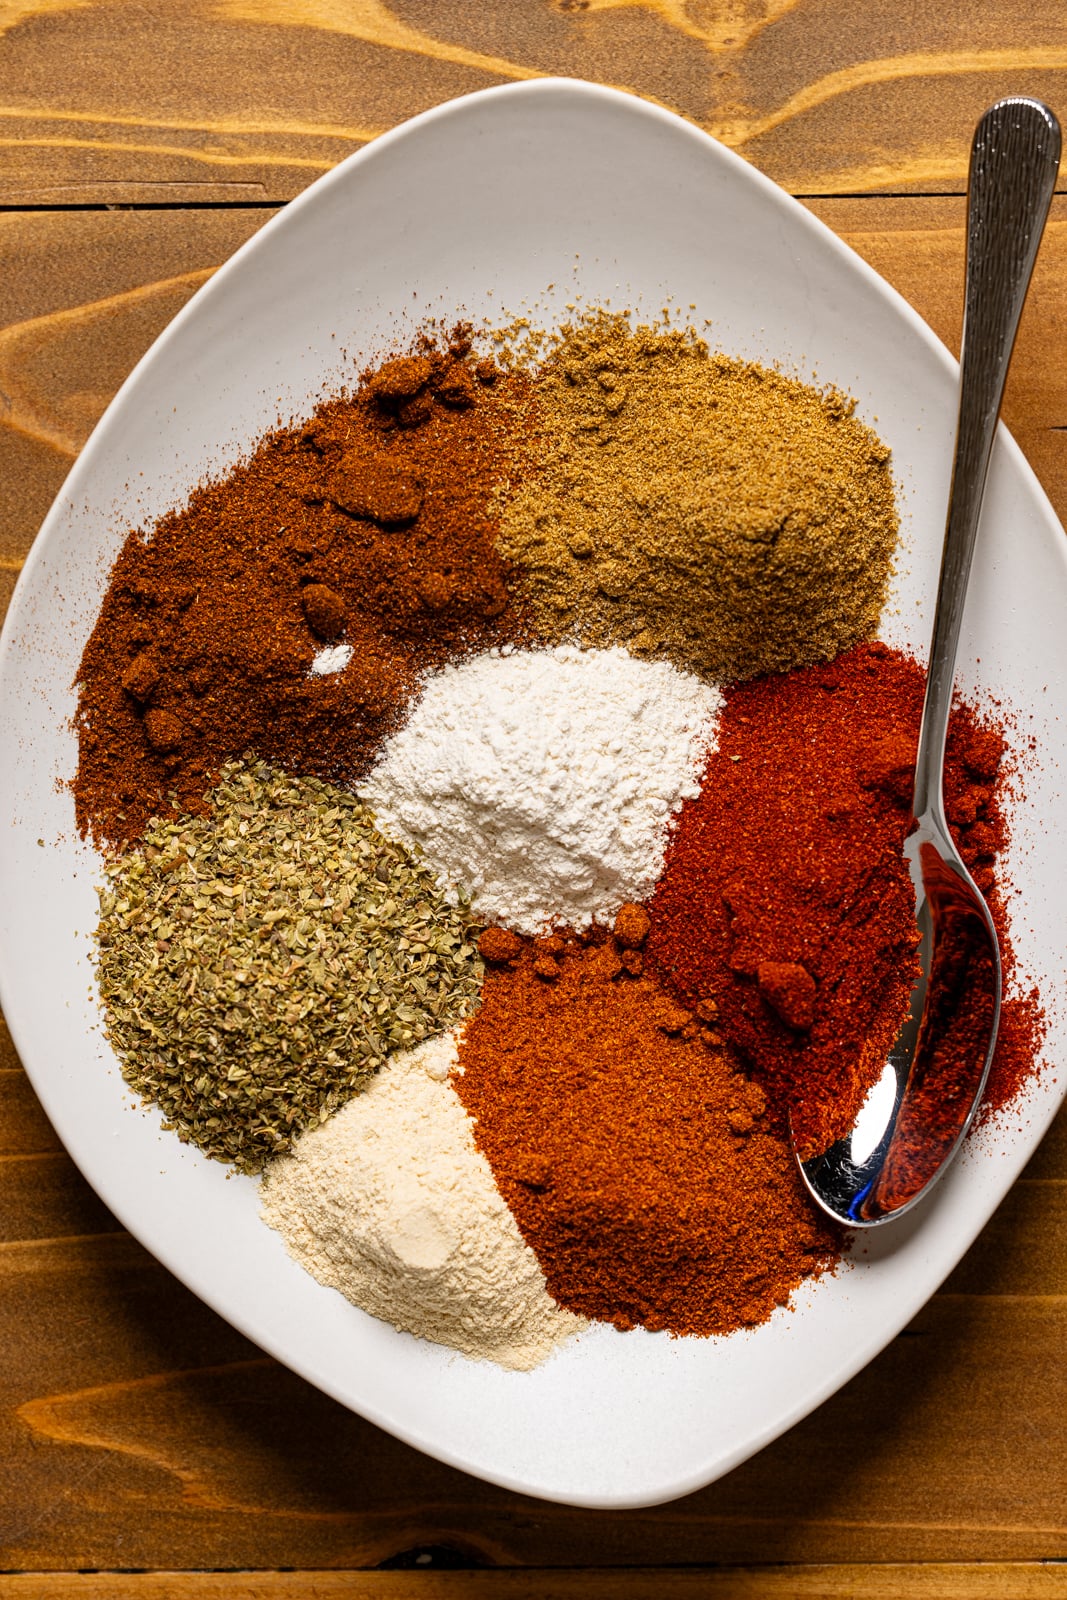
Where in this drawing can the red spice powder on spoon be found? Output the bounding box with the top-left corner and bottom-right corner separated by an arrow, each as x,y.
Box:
644,641 -> 1044,1156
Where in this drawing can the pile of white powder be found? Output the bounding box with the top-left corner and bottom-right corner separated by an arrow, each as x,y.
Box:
361,644 -> 722,934
260,1033 -> 584,1370
309,643 -> 353,677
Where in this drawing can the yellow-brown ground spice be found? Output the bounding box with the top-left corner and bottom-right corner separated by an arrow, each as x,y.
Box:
497,312 -> 899,683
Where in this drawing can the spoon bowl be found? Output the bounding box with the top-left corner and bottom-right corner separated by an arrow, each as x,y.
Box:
796,96 -> 1060,1227
799,812 -> 1001,1224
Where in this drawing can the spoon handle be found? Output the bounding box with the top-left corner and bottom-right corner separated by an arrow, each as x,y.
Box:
912,98 -> 1060,822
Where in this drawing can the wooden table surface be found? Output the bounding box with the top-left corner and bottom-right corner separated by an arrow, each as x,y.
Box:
2,4 -> 1066,1596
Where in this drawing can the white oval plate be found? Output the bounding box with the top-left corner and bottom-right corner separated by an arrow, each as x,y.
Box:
1,80 -> 1065,1510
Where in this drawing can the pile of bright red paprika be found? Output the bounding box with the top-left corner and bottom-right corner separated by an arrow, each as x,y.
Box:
645,640 -> 1040,1156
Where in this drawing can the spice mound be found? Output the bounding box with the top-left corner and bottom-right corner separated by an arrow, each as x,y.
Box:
261,1033 -> 585,1369
73,331 -> 533,850
644,641 -> 1023,1158
94,760 -> 483,1173
362,643 -> 721,934
454,928 -> 843,1336
498,312 -> 898,683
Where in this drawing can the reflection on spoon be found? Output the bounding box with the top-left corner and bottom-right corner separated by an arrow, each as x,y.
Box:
803,831 -> 1001,1224
794,96 -> 1060,1227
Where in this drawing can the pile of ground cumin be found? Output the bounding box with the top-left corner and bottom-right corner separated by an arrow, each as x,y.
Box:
497,312 -> 899,683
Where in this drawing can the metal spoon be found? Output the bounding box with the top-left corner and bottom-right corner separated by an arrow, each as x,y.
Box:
795,96 -> 1061,1227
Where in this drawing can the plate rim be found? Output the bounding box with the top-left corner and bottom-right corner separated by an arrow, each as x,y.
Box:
2,76 -> 1066,1511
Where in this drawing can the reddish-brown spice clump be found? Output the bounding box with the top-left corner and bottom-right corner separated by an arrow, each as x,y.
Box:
454,930 -> 842,1337
613,902 -> 651,949
645,641 -> 1045,1153
120,649 -> 159,702
300,582 -> 348,642
757,961 -> 816,1032
73,332 -> 534,848
478,927 -> 524,965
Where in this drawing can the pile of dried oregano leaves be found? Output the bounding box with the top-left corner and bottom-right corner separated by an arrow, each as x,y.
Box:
94,758 -> 483,1171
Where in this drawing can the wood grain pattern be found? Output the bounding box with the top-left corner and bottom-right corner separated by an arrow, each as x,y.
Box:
0,209 -> 271,617
2,1567 -> 1067,1598
5,198 -> 1067,596
1,1002 -> 1065,1571
0,0 -> 1064,203
1,200 -> 1066,1575
2,8 -> 1067,1587
809,197 -> 1067,507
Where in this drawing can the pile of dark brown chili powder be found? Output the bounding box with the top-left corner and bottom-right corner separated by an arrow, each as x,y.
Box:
74,331 -> 535,848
